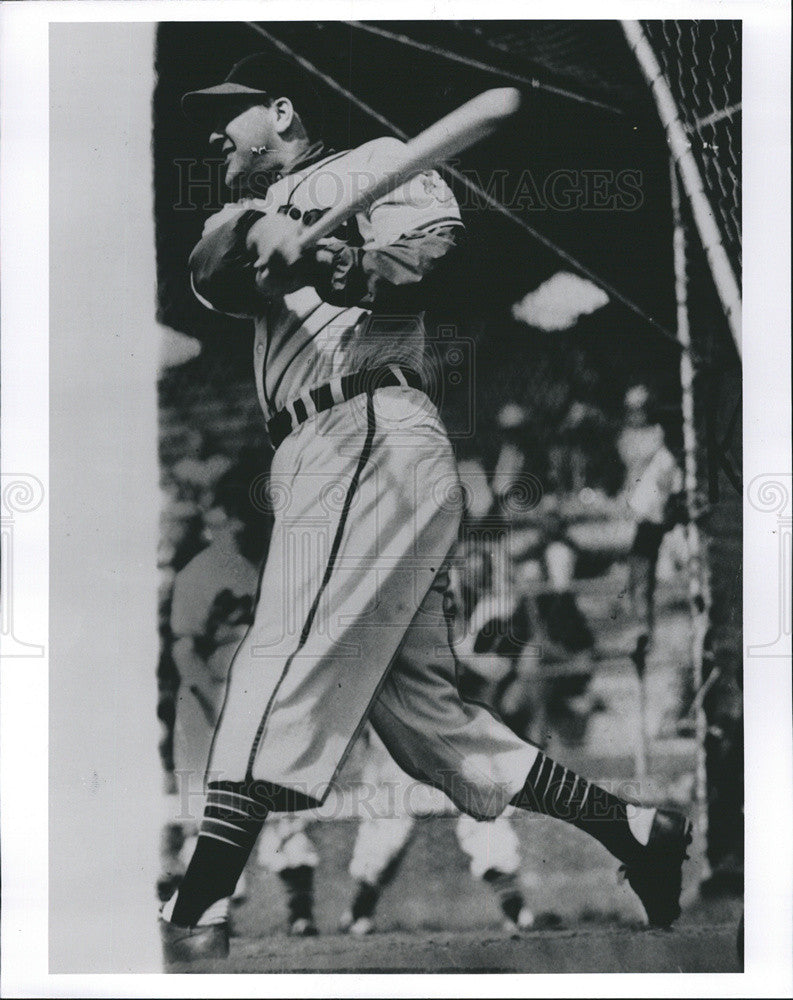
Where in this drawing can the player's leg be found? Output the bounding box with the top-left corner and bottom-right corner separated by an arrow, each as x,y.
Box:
341,729 -> 417,934
628,520 -> 664,669
161,418 -> 354,941
370,562 -> 691,927
454,813 -> 534,930
257,816 -> 320,935
161,395 -> 460,945
180,812 -> 248,905
342,813 -> 416,934
160,679 -> 262,958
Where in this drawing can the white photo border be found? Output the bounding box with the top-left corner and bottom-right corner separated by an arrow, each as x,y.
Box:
1,0 -> 790,996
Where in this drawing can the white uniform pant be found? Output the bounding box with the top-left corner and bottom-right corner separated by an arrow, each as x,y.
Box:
208,388 -> 537,819
349,729 -> 521,884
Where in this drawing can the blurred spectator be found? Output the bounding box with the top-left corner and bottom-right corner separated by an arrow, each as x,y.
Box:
453,407 -> 599,748
617,384 -> 683,673
170,429 -> 233,508
156,475 -> 205,793
159,475 -> 205,572
457,456 -> 494,525
551,400 -> 622,496
490,403 -> 546,516
533,510 -> 599,742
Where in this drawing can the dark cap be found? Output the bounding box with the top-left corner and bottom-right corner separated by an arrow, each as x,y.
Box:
182,52 -> 322,132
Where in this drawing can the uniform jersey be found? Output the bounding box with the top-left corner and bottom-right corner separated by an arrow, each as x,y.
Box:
618,424 -> 682,524
196,138 -> 463,420
170,528 -> 260,684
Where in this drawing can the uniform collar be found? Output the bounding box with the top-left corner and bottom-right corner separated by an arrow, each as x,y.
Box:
234,142 -> 334,198
279,140 -> 333,178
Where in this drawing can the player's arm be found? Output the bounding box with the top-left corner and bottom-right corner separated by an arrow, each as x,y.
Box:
310,150 -> 466,311
189,208 -> 268,318
310,224 -> 465,312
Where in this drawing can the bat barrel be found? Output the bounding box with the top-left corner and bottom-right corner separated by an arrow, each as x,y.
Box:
297,87 -> 522,251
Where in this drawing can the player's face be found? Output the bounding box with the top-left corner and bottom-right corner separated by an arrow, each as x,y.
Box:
210,104 -> 282,190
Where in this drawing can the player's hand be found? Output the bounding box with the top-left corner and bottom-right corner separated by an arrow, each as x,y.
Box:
246,212 -> 309,298
309,238 -> 369,306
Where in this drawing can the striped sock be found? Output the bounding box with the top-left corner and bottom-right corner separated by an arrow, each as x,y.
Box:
511,751 -> 650,865
169,781 -> 271,928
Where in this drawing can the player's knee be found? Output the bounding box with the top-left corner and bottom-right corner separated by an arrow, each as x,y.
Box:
440,768 -> 513,821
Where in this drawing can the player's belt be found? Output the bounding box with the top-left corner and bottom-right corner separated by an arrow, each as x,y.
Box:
267,365 -> 424,450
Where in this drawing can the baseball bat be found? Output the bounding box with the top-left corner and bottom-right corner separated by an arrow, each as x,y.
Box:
295,87 -> 522,254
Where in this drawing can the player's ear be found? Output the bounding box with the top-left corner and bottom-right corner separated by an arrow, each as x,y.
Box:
272,97 -> 295,135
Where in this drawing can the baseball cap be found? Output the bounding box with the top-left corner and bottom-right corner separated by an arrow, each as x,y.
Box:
497,402 -> 530,430
624,384 -> 651,409
182,52 -> 322,132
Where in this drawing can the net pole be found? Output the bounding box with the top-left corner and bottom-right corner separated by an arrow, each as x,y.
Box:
622,20 -> 742,359
635,668 -> 649,790
670,158 -> 710,842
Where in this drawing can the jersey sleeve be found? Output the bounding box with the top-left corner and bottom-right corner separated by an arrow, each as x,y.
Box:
201,197 -> 272,237
355,138 -> 463,247
189,208 -> 267,318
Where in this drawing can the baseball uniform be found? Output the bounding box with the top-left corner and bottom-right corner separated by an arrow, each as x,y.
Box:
190,138 -> 538,819
161,72 -> 692,948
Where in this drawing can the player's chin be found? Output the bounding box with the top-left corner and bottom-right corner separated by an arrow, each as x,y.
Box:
235,164 -> 277,200
226,160 -> 258,195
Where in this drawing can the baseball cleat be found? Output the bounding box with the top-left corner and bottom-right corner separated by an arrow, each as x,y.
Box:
159,896 -> 230,964
340,910 -> 375,936
348,916 -> 375,936
288,917 -> 318,937
503,905 -> 535,932
160,918 -> 230,963
620,808 -> 693,928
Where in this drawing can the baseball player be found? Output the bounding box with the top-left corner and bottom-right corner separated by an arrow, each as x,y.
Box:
617,385 -> 684,672
160,53 -> 691,962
